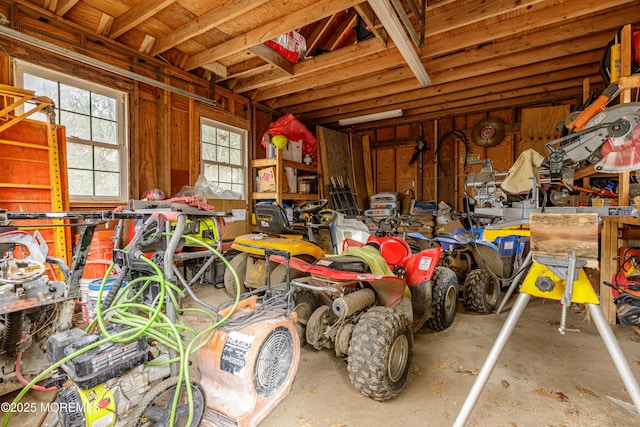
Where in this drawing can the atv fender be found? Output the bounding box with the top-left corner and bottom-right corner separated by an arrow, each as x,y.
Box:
231,233 -> 325,259
402,246 -> 443,286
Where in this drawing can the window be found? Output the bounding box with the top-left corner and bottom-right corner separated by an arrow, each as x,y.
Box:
14,60 -> 128,202
201,118 -> 246,197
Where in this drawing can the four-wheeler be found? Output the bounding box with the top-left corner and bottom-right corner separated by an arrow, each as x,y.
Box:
434,226 -> 530,314
224,200 -> 370,297
271,233 -> 458,401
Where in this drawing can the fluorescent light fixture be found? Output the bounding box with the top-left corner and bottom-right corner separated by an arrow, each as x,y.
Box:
338,109 -> 403,126
368,0 -> 431,87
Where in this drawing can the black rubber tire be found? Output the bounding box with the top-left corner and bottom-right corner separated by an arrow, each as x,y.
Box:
347,306 -> 412,402
269,262 -> 308,290
223,252 -> 248,297
425,266 -> 459,331
463,268 -> 500,314
292,290 -> 319,347
132,377 -> 205,427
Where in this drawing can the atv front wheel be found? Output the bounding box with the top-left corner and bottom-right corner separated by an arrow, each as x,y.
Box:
347,306 -> 412,401
425,266 -> 459,331
223,252 -> 248,297
463,268 -> 499,314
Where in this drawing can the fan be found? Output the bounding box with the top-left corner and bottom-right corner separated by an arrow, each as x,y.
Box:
198,298 -> 300,427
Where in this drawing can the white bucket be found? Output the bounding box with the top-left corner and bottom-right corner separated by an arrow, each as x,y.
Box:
85,277 -> 127,321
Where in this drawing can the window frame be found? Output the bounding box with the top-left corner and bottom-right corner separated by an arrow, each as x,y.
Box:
13,59 -> 129,204
200,117 -> 248,199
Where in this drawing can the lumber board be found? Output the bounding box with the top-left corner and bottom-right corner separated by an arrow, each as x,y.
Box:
520,105 -> 570,155
349,132 -> 368,210
317,126 -> 352,202
362,134 -> 374,198
530,213 -> 599,268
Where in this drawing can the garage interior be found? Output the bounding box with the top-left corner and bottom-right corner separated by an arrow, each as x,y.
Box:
1,0 -> 640,426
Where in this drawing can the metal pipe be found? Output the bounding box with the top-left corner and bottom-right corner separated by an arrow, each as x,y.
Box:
453,293 -> 531,427
496,252 -> 532,314
332,288 -> 376,317
589,303 -> 640,414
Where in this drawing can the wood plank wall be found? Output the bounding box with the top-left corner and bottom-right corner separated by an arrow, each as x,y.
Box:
0,5 -> 251,208
365,103 -> 584,212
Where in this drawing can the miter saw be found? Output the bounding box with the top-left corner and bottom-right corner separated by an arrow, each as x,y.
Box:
546,101 -> 640,177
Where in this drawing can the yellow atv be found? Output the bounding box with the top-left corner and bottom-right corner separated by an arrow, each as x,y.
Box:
224,200 -> 370,297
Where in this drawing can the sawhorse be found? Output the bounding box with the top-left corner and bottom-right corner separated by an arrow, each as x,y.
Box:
453,249 -> 640,426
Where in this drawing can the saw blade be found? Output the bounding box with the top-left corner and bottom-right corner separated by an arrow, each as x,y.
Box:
559,103 -> 640,164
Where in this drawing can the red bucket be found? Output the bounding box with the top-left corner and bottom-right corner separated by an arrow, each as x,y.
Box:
80,230 -> 115,279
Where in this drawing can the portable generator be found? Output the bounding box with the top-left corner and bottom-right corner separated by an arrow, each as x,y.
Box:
46,326 -> 202,427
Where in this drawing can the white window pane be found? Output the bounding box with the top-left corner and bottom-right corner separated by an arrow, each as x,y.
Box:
204,164 -> 218,181
68,169 -> 94,195
95,147 -> 119,171
217,129 -> 229,147
92,117 -> 117,144
202,142 -> 216,161
91,93 -> 116,120
23,74 -> 58,102
231,168 -> 244,183
95,171 -> 120,196
217,146 -> 229,163
61,111 -> 91,140
230,133 -> 242,150
60,84 -> 90,114
67,142 -> 92,169
229,148 -> 242,166
201,125 -> 215,143
219,166 -> 232,183
231,183 -> 244,194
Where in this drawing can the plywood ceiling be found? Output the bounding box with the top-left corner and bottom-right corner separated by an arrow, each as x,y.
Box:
7,0 -> 640,129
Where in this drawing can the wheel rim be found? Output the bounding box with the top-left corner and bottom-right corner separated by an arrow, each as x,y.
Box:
388,334 -> 409,383
485,277 -> 499,306
444,284 -> 457,318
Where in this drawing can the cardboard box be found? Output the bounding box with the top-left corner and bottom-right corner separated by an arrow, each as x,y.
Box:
435,219 -> 465,235
258,167 -> 276,192
207,199 -> 248,239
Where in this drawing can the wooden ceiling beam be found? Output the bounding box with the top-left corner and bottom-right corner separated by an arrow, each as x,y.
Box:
353,2 -> 386,43
306,64 -> 601,125
108,0 -> 177,39
249,44 -> 294,75
149,0 -> 269,56
345,87 -> 587,130
305,16 -> 334,56
260,6 -> 625,106
183,0 -> 364,70
275,24 -> 610,111
286,48 -> 601,116
227,37 -> 387,93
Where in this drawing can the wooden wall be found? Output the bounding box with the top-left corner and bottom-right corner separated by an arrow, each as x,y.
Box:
365,103 -> 578,212
0,5 -> 251,208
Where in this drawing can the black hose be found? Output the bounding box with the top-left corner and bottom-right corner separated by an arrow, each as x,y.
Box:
2,312 -> 22,355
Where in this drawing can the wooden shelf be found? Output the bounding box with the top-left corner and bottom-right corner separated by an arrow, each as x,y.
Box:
252,192 -> 318,200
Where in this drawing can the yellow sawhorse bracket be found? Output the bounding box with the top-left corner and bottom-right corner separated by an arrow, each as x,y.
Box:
453,249 -> 640,426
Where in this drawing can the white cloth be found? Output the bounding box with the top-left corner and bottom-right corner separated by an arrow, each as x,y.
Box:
501,149 -> 546,194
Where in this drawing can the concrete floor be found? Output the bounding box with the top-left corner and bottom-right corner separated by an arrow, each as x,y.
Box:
192,284 -> 640,427
3,284 -> 640,427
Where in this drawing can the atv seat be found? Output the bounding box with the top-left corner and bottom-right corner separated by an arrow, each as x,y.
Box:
254,202 -> 308,236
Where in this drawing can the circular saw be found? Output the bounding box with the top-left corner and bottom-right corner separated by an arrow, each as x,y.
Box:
546,102 -> 640,174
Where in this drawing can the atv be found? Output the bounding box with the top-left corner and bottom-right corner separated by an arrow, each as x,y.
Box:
434,226 -> 530,314
224,199 -> 370,297
271,234 -> 458,401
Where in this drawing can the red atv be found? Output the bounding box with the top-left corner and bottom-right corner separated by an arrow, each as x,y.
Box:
271,235 -> 458,401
